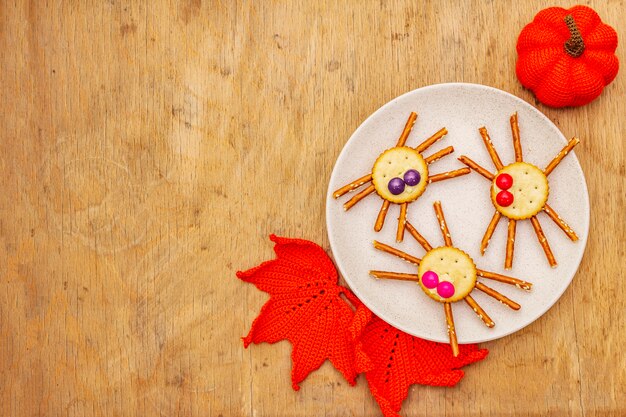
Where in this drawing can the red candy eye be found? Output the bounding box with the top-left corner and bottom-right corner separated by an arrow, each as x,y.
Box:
496,190 -> 514,207
496,173 -> 513,190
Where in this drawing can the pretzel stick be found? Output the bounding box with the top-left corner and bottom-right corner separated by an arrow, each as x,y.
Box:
510,112 -> 523,162
505,219 -> 516,270
478,127 -> 504,170
395,112 -> 418,147
543,203 -> 579,241
477,269 -> 532,291
425,146 -> 454,164
480,211 -> 501,255
544,137 -> 580,176
370,270 -> 419,281
530,216 -> 557,267
344,184 -> 375,211
428,167 -> 471,183
416,127 -> 448,153
458,155 -> 495,180
433,201 -> 452,246
444,303 -> 459,357
396,203 -> 408,242
464,295 -> 495,328
373,240 -> 421,265
333,173 -> 372,198
404,220 -> 433,251
475,282 -> 521,310
374,200 -> 391,231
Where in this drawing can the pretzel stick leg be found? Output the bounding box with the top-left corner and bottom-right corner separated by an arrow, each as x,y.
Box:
480,211 -> 502,255
396,203 -> 408,242
416,127 -> 448,153
395,112 -> 418,147
544,137 -> 580,176
458,155 -> 495,180
475,282 -> 521,310
344,184 -> 376,211
477,269 -> 532,291
505,219 -> 516,270
530,216 -> 557,267
510,112 -> 523,162
404,220 -> 433,251
543,203 -> 578,241
433,201 -> 452,246
479,127 -> 504,170
464,295 -> 495,328
333,173 -> 373,198
444,303 -> 460,357
374,200 -> 391,232
373,240 -> 422,265
428,167 -> 471,183
370,270 -> 420,281
424,146 -> 454,164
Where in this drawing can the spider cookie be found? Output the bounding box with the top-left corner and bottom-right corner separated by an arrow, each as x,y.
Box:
370,201 -> 532,357
459,113 -> 579,268
333,112 -> 470,242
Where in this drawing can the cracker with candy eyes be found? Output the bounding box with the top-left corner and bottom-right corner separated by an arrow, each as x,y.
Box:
371,147 -> 429,204
490,162 -> 549,220
418,246 -> 477,303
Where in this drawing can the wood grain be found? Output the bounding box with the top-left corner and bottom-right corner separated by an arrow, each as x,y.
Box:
0,1 -> 624,416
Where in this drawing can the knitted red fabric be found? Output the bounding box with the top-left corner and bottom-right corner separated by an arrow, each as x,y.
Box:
239,235 -> 489,416
237,235 -> 361,390
351,304 -> 488,417
516,5 -> 619,107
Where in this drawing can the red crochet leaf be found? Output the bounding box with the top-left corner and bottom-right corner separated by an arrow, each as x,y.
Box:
237,235 -> 360,390
353,305 -> 488,417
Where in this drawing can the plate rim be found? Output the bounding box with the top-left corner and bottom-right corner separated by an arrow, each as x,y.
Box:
325,82 -> 590,343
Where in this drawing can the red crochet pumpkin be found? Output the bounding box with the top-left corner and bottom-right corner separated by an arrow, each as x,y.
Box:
516,5 -> 619,107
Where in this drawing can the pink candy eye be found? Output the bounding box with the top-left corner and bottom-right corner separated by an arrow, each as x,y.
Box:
421,271 -> 439,289
423,270 -> 456,299
436,281 -> 455,298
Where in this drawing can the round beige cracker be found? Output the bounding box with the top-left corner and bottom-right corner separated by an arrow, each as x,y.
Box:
418,246 -> 477,303
491,162 -> 549,220
371,147 -> 429,204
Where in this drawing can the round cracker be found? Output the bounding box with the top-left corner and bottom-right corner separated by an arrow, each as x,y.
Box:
371,147 -> 429,203
418,246 -> 477,303
491,162 -> 549,220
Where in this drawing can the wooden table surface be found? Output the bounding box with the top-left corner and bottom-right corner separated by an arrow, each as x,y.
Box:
1,1 -> 624,416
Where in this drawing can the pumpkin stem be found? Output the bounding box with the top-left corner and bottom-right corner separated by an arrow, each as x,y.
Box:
564,14 -> 585,58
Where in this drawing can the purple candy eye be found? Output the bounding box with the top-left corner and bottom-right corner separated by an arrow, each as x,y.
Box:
387,177 -> 405,195
403,169 -> 421,186
421,271 -> 439,289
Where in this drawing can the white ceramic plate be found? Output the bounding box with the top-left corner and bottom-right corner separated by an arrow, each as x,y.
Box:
326,83 -> 589,343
